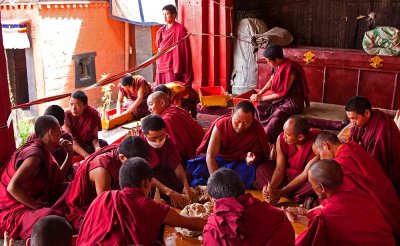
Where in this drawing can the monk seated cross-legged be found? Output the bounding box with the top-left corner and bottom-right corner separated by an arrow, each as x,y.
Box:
65,136 -> 150,231
63,90 -> 108,159
139,115 -> 192,208
203,168 -> 295,245
0,116 -> 73,240
26,215 -> 73,246
286,160 -> 396,245
186,101 -> 271,189
345,96 -> 400,193
76,157 -> 207,246
147,91 -> 204,165
313,131 -> 400,239
258,116 -> 319,208
115,73 -> 152,119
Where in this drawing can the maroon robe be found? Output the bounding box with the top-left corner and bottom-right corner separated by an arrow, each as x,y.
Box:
296,191 -> 395,246
256,58 -> 310,143
349,109 -> 400,189
170,83 -> 199,118
334,142 -> 400,236
76,187 -> 170,246
203,193 -> 294,246
161,105 -> 204,163
155,22 -> 192,86
27,130 -> 72,167
0,139 -> 68,240
118,76 -> 151,119
65,145 -> 121,231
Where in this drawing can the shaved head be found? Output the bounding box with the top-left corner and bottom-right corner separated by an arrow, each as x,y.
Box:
285,115 -> 310,136
34,115 -> 60,138
148,91 -> 171,104
147,91 -> 171,115
30,215 -> 73,246
314,131 -> 341,148
309,159 -> 343,191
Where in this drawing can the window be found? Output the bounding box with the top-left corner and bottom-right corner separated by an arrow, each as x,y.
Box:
72,52 -> 96,88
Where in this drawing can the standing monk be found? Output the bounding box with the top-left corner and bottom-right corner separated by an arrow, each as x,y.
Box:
0,116 -> 73,240
147,91 -> 204,165
115,74 -> 151,119
155,4 -> 192,86
313,131 -> 400,237
187,101 -> 270,189
345,96 -> 400,192
76,157 -> 206,246
250,44 -> 310,143
65,136 -> 149,231
259,116 -> 319,207
287,160 -> 395,246
203,168 -> 295,245
64,90 -> 108,158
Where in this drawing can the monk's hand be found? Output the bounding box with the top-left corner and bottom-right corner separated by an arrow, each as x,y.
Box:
245,152 -> 256,165
169,191 -> 190,209
250,94 -> 261,102
3,231 -> 14,246
285,206 -> 307,216
183,187 -> 196,202
60,139 -> 73,156
282,207 -> 298,223
263,183 -> 280,205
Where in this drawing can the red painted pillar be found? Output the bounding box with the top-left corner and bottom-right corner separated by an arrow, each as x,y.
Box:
178,0 -> 233,91
0,17 -> 16,165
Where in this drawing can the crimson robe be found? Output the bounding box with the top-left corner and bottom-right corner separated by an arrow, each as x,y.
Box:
65,145 -> 121,231
296,191 -> 395,246
161,105 -> 204,164
155,22 -> 192,86
76,187 -> 170,246
349,109 -> 400,189
334,142 -> 400,236
27,130 -> 72,167
118,76 -> 151,119
203,193 -> 294,246
64,105 -> 108,153
0,139 -> 68,240
256,58 -> 310,143
256,129 -> 319,204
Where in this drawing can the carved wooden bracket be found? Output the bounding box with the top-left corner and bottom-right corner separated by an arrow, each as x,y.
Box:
303,51 -> 315,64
369,56 -> 383,68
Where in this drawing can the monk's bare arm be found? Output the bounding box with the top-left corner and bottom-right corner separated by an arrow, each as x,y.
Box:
63,122 -> 90,158
163,208 -> 207,231
174,164 -> 191,195
7,156 -> 45,209
91,127 -> 100,151
259,75 -> 273,95
59,139 -> 73,178
151,178 -> 189,208
270,139 -> 286,189
125,83 -> 146,115
260,73 -> 296,102
206,126 -> 221,175
280,155 -> 319,195
89,167 -> 112,195
116,90 -> 124,115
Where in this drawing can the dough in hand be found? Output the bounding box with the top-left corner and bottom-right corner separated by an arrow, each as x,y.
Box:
176,202 -> 213,237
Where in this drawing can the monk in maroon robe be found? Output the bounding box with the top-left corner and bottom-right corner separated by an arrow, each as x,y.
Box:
64,90 -> 108,158
27,105 -> 72,167
155,4 -> 192,86
139,114 -> 192,208
65,136 -> 149,231
187,101 -> 270,189
286,160 -> 395,246
203,168 -> 295,245
259,116 -> 319,207
313,131 -> 400,237
147,91 -> 204,164
345,96 -> 400,192
251,44 -> 310,143
116,74 -> 151,119
76,158 -> 206,246
0,116 -> 73,240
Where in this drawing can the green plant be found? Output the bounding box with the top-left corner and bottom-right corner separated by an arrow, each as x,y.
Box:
98,84 -> 114,114
17,118 -> 34,147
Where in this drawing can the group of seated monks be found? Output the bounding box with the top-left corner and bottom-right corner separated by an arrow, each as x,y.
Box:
1,50 -> 400,245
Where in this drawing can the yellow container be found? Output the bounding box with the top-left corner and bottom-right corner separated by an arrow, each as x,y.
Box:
199,86 -> 231,107
101,109 -> 133,130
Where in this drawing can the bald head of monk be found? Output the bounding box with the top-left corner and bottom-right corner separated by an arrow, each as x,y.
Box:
232,100 -> 255,134
147,91 -> 172,115
282,115 -> 310,145
308,159 -> 343,199
44,105 -> 65,127
35,115 -> 62,149
312,131 -> 342,160
345,96 -> 372,128
28,215 -> 73,246
119,157 -> 153,196
118,136 -> 150,163
207,168 -> 245,200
